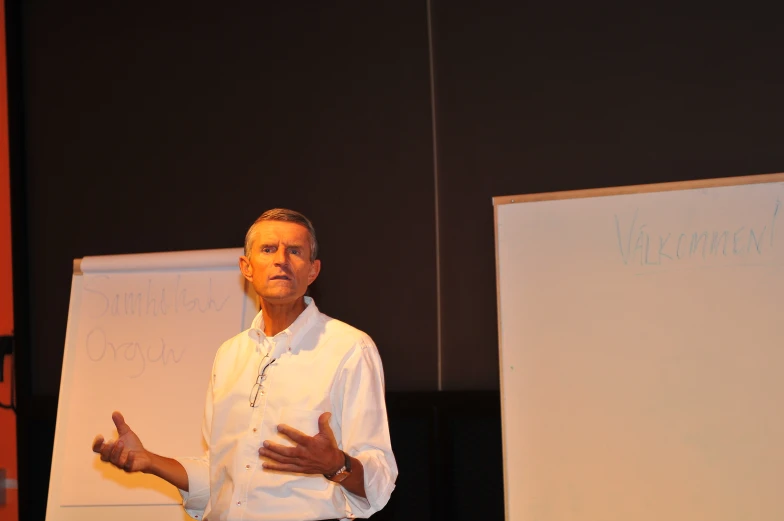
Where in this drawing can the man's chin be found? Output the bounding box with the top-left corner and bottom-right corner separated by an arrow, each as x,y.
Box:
259,291 -> 304,304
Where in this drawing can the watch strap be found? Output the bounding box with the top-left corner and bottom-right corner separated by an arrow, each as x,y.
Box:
324,451 -> 351,482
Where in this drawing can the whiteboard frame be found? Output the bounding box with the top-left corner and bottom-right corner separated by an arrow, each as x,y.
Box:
492,171 -> 784,521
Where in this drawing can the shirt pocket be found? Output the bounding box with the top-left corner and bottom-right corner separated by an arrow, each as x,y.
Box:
277,407 -> 325,447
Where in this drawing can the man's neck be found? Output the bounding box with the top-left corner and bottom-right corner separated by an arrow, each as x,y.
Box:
260,297 -> 308,337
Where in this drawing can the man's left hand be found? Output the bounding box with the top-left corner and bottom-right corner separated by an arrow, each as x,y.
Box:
259,411 -> 344,475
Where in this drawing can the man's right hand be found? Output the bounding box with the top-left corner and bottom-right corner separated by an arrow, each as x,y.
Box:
92,411 -> 152,473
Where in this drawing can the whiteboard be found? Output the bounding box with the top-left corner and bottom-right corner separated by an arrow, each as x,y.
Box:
493,173 -> 784,521
46,248 -> 258,521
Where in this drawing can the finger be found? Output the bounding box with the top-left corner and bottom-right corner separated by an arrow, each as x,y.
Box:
122,450 -> 135,472
99,441 -> 115,462
259,447 -> 299,465
317,412 -> 335,439
112,411 -> 131,436
92,435 -> 105,453
261,440 -> 297,457
116,449 -> 128,469
116,443 -> 133,469
276,423 -> 308,444
262,461 -> 305,473
109,440 -> 124,465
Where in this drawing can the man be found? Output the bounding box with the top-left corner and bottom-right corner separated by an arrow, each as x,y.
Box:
92,209 -> 397,520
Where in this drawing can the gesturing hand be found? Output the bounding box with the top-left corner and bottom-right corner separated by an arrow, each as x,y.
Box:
92,411 -> 153,473
259,411 -> 344,475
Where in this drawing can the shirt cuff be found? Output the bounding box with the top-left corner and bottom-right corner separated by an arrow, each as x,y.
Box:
174,456 -> 211,519
342,449 -> 397,517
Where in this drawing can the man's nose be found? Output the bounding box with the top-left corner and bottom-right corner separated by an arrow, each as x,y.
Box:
273,248 -> 288,265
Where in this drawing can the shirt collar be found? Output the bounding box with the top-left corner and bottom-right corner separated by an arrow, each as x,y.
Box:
248,296 -> 318,354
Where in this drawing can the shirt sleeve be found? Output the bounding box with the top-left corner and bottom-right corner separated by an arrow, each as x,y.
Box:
174,368 -> 215,520
333,336 -> 398,517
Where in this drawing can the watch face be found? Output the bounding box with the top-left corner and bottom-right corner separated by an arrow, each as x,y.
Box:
331,469 -> 351,483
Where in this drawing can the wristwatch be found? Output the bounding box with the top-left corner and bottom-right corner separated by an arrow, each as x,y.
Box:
324,451 -> 351,483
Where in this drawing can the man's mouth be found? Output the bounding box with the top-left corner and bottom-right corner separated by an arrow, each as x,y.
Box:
270,275 -> 291,281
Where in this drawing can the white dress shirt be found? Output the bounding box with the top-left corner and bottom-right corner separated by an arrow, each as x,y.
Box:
176,297 -> 397,520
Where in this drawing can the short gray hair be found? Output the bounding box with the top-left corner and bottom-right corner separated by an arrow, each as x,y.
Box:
244,208 -> 318,262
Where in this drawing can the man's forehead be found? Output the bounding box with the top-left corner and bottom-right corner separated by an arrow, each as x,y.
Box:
254,220 -> 310,242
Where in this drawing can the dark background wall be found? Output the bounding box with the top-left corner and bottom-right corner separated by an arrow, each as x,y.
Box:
9,1 -> 784,520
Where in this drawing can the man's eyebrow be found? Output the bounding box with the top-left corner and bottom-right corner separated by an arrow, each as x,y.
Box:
258,242 -> 306,249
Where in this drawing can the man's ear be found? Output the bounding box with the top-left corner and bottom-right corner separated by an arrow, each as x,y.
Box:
239,256 -> 253,281
308,259 -> 321,285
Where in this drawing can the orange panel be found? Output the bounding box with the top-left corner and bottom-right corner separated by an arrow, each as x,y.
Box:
0,0 -> 18,519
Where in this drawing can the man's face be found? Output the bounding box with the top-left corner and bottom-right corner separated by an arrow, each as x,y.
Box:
239,220 -> 321,305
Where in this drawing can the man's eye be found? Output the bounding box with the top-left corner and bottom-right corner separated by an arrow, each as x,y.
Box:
290,249 -> 301,256
261,247 -> 273,254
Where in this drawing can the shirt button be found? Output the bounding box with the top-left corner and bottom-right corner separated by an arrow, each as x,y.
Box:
237,501 -> 241,506
245,464 -> 251,469
252,427 -> 257,432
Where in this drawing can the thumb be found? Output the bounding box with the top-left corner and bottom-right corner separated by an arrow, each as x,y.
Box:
112,411 -> 131,436
318,412 -> 335,438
